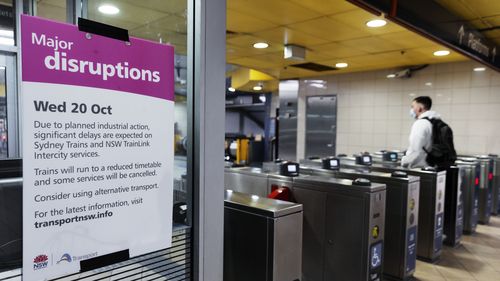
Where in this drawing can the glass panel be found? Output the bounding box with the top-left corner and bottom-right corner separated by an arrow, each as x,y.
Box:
34,0 -> 67,22
87,0 -> 190,227
0,55 -> 19,273
0,66 -> 7,158
0,0 -> 14,46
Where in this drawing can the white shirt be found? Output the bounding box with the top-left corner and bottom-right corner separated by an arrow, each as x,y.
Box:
401,111 -> 441,168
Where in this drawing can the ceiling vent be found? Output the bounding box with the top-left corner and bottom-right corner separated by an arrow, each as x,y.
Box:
291,62 -> 337,72
284,44 -> 306,61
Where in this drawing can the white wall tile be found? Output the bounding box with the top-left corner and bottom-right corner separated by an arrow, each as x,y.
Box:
337,94 -> 349,108
350,120 -> 362,133
452,61 -> 472,72
434,88 -> 453,104
452,72 -> 471,88
471,72 -> 491,87
373,119 -> 388,134
387,134 -> 402,150
373,106 -> 388,120
373,92 -> 388,106
467,136 -> 488,154
387,106 -> 402,120
488,87 -> 500,103
372,134 -> 387,148
388,80 -> 404,92
469,87 -> 489,104
468,104 -> 490,120
490,72 -> 500,86
434,104 -> 451,119
435,62 -> 454,74
387,92 -> 404,106
434,73 -> 453,89
447,120 -> 468,136
360,119 -> 374,134
400,134 -> 409,149
295,61 -> 500,157
337,120 -> 349,133
451,88 -> 470,104
449,104 -> 470,121
349,106 -> 362,120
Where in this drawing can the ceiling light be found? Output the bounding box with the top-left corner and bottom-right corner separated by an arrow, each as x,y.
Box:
98,4 -> 120,15
425,82 -> 433,86
253,85 -> 263,91
0,29 -> 13,38
433,50 -> 450,57
310,83 -> 326,89
0,37 -> 14,46
386,74 -> 396,78
335,62 -> 348,68
228,87 -> 236,92
253,42 -> 269,49
473,67 -> 486,72
366,19 -> 387,28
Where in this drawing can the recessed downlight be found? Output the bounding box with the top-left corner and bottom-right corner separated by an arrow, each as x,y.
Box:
366,19 -> 387,28
433,50 -> 450,57
473,67 -> 486,72
335,62 -> 348,68
98,4 -> 120,15
228,87 -> 236,92
253,42 -> 269,49
386,74 -> 396,78
253,85 -> 263,91
0,29 -> 13,37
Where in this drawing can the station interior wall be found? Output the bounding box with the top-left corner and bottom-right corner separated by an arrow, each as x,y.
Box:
294,60 -> 500,159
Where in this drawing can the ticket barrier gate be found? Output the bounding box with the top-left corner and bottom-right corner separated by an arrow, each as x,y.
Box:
338,155 -> 446,263
224,164 -> 387,281
224,191 -> 303,281
443,166 -> 464,247
455,160 -> 481,234
488,154 -> 500,216
300,158 -> 418,281
293,177 -> 386,281
459,156 -> 494,224
371,151 -> 463,247
371,151 -> 400,165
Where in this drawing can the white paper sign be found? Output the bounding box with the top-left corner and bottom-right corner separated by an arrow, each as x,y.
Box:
21,15 -> 175,281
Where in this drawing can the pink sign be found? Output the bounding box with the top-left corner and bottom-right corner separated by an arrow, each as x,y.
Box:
21,15 -> 174,101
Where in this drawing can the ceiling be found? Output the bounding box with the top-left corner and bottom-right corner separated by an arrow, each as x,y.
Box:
227,0 -> 473,79
34,0 -> 500,81
36,0 -> 188,54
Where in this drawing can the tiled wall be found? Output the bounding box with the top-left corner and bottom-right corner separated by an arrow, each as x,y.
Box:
295,60 -> 500,160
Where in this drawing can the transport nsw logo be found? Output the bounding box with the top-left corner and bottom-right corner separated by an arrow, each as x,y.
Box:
33,254 -> 49,270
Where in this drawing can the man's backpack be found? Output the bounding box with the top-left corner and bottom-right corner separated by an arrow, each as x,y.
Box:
422,117 -> 457,168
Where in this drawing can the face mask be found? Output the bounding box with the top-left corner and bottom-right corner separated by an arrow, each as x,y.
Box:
409,108 -> 417,119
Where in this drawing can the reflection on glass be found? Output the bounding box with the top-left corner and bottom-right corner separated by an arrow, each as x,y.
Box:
0,66 -> 7,158
0,0 -> 14,46
34,0 -> 67,22
88,0 -> 190,227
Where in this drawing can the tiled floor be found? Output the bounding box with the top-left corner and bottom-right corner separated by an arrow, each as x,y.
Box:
413,216 -> 500,281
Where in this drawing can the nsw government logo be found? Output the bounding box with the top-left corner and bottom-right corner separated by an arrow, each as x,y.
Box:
33,254 -> 49,270
57,253 -> 72,264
